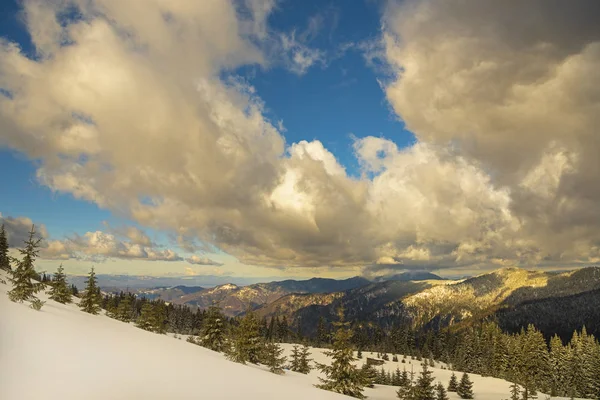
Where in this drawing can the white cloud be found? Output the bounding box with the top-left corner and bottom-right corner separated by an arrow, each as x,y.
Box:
0,213 -> 48,247
3,0 -> 600,273
186,255 -> 223,266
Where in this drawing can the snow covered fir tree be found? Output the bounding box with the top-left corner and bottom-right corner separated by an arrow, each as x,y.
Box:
0,223 -> 10,272
78,267 -> 102,315
6,225 -> 45,310
315,307 -> 365,399
227,309 -> 263,364
47,264 -> 72,304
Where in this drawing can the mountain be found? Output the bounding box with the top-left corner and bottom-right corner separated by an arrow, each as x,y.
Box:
373,271 -> 445,282
283,267 -> 600,340
132,285 -> 205,301
174,276 -> 371,316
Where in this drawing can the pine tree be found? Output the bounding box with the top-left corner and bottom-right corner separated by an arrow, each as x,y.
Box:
263,342 -> 286,374
398,376 -> 416,400
315,307 -> 365,399
400,368 -> 410,387
360,363 -> 377,388
436,382 -> 450,400
357,349 -> 363,359
510,382 -> 521,400
136,302 -> 155,331
78,267 -> 101,314
457,373 -> 474,399
200,304 -> 226,352
227,309 -> 263,364
290,344 -> 301,372
7,225 -> 45,309
448,373 -> 459,392
0,223 -> 10,271
151,301 -> 167,334
115,295 -> 132,322
71,284 -> 79,297
297,345 -> 312,374
414,363 -> 436,400
47,264 -> 72,304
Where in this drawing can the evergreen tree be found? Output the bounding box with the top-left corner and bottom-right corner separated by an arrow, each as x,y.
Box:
7,225 -> 45,309
360,363 -> 377,388
136,302 -> 155,331
0,223 -> 10,271
510,382 -> 521,400
357,349 -> 363,359
400,368 -> 411,387
263,342 -> 286,374
200,304 -> 226,352
298,345 -> 312,374
151,301 -> 167,334
116,295 -> 133,322
47,264 -> 72,304
393,354 -> 399,362
436,382 -> 449,400
457,373 -> 474,399
448,373 -> 459,392
227,309 -> 263,364
397,376 -> 416,400
71,284 -> 79,297
290,344 -> 302,372
78,267 -> 102,314
317,316 -> 329,347
315,307 -> 365,399
414,363 -> 436,400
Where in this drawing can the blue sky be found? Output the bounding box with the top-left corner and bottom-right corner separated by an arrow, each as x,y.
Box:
1,0 -> 597,281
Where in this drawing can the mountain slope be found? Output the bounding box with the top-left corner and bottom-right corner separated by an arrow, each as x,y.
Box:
0,274 -> 349,400
175,276 -> 370,316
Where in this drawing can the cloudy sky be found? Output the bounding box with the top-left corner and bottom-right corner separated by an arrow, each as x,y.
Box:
1,0 -> 599,280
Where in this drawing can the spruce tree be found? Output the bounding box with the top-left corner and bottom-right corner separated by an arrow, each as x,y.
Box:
397,376 -> 416,400
448,373 -> 459,392
116,295 -> 133,322
436,382 -> 449,400
0,223 -> 10,271
136,302 -> 155,331
294,345 -> 312,374
200,304 -> 226,352
290,344 -> 302,372
263,341 -> 286,374
71,283 -> 79,296
414,363 -> 436,400
360,363 -> 377,388
7,225 -> 45,309
48,264 -> 72,304
315,307 -> 365,399
79,266 -> 102,314
151,301 -> 167,334
510,382 -> 521,400
227,309 -> 263,364
457,373 -> 474,399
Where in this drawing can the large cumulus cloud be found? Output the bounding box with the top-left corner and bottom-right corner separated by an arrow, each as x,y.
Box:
382,0 -> 600,267
1,0 -> 599,272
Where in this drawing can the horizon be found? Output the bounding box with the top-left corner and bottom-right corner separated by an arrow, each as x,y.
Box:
2,0 -> 600,281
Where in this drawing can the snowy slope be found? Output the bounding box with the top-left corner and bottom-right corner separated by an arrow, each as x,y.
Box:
0,273 -> 347,400
0,271 -> 588,400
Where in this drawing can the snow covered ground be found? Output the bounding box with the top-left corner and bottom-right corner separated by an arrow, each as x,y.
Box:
0,272 -> 585,400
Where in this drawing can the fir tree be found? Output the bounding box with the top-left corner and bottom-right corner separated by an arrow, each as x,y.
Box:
448,373 -> 459,392
436,382 -> 449,400
7,225 -> 45,309
397,377 -> 416,400
71,284 -> 79,297
298,345 -> 312,374
315,307 -> 365,399
357,349 -> 363,359
263,342 -> 286,374
400,368 -> 411,387
79,267 -> 102,314
136,302 -> 155,331
290,344 -> 302,372
0,223 -> 10,271
457,373 -> 474,399
47,264 -> 72,304
360,363 -> 377,388
151,301 -> 167,334
200,304 -> 226,352
414,363 -> 436,400
510,382 -> 521,400
393,354 -> 399,362
227,309 -> 263,364
115,295 -> 133,322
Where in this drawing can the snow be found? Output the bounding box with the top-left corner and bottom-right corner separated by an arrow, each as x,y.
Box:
0,271 -> 588,400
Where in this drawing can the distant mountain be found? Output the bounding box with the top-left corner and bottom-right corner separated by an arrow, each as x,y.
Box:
133,285 -> 205,301
373,271 -> 445,282
282,267 -> 600,340
174,276 -> 371,317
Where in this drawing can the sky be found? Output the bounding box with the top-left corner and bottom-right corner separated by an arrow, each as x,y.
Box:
0,0 -> 599,282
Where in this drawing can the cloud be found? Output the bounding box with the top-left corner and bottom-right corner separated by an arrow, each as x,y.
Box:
279,32 -> 326,75
186,255 -> 223,266
2,0 -> 600,273
42,230 -> 182,262
0,213 -> 48,247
